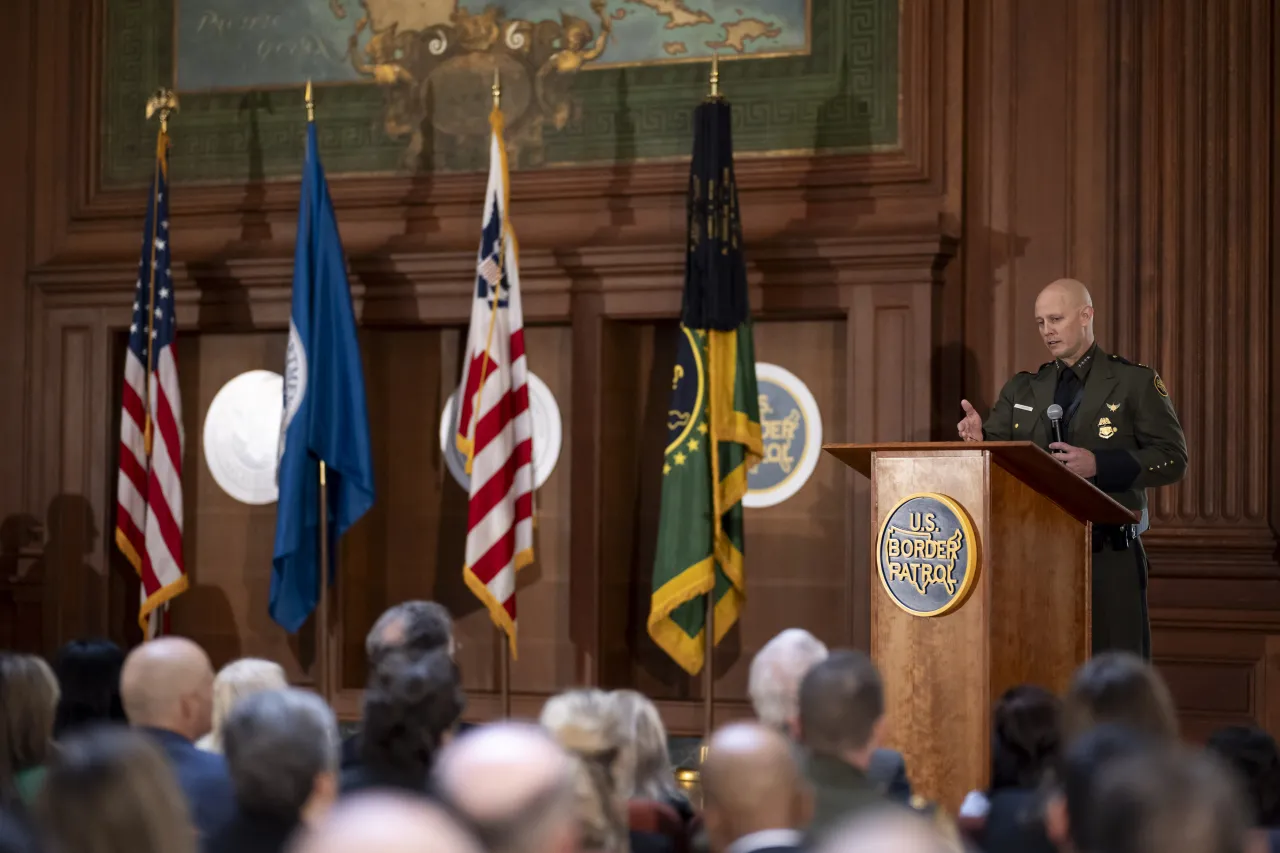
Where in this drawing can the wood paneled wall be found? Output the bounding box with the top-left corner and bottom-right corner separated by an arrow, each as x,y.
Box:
1,0 -> 1278,746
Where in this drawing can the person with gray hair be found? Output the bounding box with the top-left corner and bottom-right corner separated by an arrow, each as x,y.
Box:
750,630 -> 912,804
434,722 -> 579,853
206,688 -> 340,853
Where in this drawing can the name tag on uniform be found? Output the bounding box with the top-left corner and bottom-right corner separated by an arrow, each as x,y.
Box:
1014,403 -> 1033,411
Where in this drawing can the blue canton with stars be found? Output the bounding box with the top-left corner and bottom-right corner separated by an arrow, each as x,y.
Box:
475,196 -> 509,309
129,150 -> 175,372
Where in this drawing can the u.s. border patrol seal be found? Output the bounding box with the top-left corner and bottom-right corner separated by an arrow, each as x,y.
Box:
877,493 -> 979,616
203,370 -> 285,505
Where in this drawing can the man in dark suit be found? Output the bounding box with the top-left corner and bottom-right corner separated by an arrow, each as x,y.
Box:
207,688 -> 340,853
119,636 -> 235,839
702,722 -> 810,853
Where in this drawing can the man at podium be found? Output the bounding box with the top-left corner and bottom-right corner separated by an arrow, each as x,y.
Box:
955,278 -> 1187,660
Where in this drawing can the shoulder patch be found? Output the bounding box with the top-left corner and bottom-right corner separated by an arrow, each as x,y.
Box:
1154,374 -> 1168,396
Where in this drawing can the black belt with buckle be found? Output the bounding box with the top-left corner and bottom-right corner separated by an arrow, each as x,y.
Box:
1093,524 -> 1139,552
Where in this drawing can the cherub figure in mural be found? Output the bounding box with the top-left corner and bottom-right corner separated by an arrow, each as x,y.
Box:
536,0 -> 612,129
450,6 -> 502,52
348,16 -> 414,85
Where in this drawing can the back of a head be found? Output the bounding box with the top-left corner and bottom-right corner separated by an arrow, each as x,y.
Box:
35,725 -> 194,853
1206,725 -> 1280,826
991,684 -> 1062,790
1064,652 -> 1178,743
798,650 -> 883,756
749,628 -> 829,732
1059,724 -> 1160,852
118,637 -> 214,735
223,688 -> 338,822
433,723 -> 578,853
295,793 -> 481,853
610,689 -> 675,801
360,647 -> 464,780
51,639 -> 126,737
817,808 -> 955,853
701,722 -> 808,848
540,691 -> 628,853
1084,747 -> 1249,853
365,602 -> 453,667
206,658 -> 288,751
0,654 -> 59,776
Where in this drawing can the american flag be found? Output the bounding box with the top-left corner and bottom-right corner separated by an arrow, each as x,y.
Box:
114,130 -> 187,640
454,107 -> 533,657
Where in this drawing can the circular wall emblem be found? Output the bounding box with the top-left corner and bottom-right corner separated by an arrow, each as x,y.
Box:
438,372 -> 561,492
203,370 -> 285,506
877,493 -> 979,617
744,363 -> 823,509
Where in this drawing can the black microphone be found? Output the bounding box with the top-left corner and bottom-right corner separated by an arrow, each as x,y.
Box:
1047,403 -> 1064,447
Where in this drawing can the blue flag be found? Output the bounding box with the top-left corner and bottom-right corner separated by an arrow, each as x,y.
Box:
271,122 -> 376,633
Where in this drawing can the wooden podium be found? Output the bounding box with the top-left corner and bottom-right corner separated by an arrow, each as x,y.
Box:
824,441 -> 1140,811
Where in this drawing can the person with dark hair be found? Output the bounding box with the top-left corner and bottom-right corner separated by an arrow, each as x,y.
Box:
796,650 -> 890,839
0,655 -> 59,806
1043,724 -> 1158,852
33,725 -> 195,853
1062,652 -> 1178,744
1206,725 -> 1280,828
208,689 -> 340,853
341,647 -> 463,796
967,686 -> 1062,853
1083,747 -> 1249,853
342,601 -> 455,772
50,639 -> 126,738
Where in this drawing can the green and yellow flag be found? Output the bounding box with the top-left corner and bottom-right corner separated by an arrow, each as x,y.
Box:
647,95 -> 762,676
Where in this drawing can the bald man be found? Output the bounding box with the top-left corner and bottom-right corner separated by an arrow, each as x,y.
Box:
432,723 -> 578,853
957,278 -> 1188,658
120,637 -> 235,838
702,723 -> 812,853
294,793 -> 482,853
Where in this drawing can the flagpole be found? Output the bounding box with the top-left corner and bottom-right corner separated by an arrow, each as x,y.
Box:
702,52 -> 722,741
492,67 -> 513,720
305,80 -> 335,703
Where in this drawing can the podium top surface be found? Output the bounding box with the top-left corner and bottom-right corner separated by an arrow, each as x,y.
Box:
823,441 -> 1140,525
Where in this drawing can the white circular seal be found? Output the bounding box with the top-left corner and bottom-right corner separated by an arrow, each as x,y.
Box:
438,372 -> 561,492
203,370 -> 285,505
744,362 -> 824,509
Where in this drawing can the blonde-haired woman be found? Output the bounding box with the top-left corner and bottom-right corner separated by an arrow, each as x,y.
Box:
541,689 -> 630,853
36,725 -> 195,853
0,653 -> 59,805
197,658 -> 287,753
611,690 -> 692,824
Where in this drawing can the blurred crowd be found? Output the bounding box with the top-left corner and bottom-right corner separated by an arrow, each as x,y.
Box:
0,603 -> 1273,853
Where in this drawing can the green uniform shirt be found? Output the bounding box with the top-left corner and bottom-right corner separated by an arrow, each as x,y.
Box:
982,344 -> 1188,513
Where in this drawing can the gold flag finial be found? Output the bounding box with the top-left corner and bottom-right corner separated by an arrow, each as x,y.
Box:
708,51 -> 721,101
492,68 -> 501,109
305,80 -> 315,122
145,88 -> 179,134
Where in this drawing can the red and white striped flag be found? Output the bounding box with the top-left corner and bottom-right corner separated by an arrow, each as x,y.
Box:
453,106 -> 533,657
114,128 -> 187,640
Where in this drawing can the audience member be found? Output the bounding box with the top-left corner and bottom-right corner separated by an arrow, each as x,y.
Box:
1083,747 -> 1249,853
816,809 -> 956,853
750,630 -> 911,802
197,658 -> 288,753
612,690 -> 692,821
341,647 -> 463,796
968,685 -> 1061,853
342,601 -> 455,770
1062,652 -> 1178,743
540,689 -> 629,853
0,655 -> 58,805
50,639 -> 126,738
207,689 -> 339,853
1206,725 -> 1280,827
701,722 -> 811,853
434,722 -> 579,853
0,809 -> 40,853
797,650 -> 891,840
34,725 -> 195,853
119,636 -> 234,838
1044,724 -> 1160,852
290,793 -> 481,853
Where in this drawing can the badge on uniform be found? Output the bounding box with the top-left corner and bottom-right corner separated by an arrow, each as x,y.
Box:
1107,402 -> 1120,412
1154,374 -> 1168,397
1098,417 -> 1117,439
